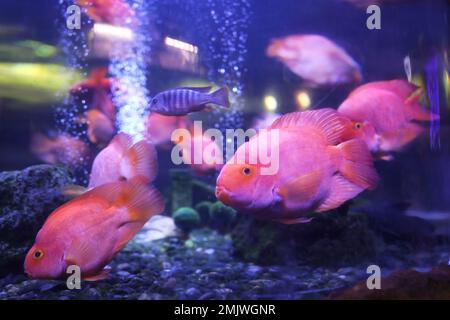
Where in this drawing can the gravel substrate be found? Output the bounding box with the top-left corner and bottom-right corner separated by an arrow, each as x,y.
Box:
0,229 -> 448,300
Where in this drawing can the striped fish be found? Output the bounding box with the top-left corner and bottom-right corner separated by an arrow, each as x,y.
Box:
150,86 -> 230,116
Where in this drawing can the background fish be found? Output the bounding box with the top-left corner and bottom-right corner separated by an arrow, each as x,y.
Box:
216,109 -> 379,224
150,86 -> 230,116
338,79 -> 438,155
88,133 -> 158,189
24,179 -> 164,280
76,0 -> 137,27
30,133 -> 89,166
70,67 -> 116,122
82,109 -> 115,147
144,113 -> 190,148
266,34 -> 362,87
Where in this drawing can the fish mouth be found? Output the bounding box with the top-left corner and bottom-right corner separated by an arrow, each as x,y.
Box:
215,186 -> 253,210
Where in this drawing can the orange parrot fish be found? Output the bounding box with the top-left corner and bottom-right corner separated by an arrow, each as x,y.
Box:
338,79 -> 438,157
24,179 -> 164,280
31,133 -> 90,166
70,67 -> 116,122
216,109 -> 379,224
144,113 -> 189,148
76,0 -> 137,27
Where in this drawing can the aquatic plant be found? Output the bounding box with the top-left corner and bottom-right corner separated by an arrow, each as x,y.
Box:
209,201 -> 237,232
173,207 -> 201,233
194,201 -> 213,225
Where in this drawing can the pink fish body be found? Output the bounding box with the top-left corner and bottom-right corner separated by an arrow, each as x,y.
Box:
266,34 -> 362,86
144,113 -> 189,148
24,180 -> 164,280
174,132 -> 223,176
216,109 -> 378,224
88,133 -> 157,189
338,80 -> 437,153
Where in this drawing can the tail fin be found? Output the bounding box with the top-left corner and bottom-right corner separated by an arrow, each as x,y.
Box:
120,140 -> 158,184
210,87 -> 230,108
116,179 -> 165,222
338,139 -> 379,190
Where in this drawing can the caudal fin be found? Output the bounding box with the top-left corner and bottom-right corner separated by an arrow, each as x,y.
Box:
120,140 -> 158,184
210,87 -> 230,108
338,139 -> 379,190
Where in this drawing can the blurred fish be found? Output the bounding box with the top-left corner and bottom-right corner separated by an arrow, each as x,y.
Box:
24,179 -> 164,280
88,133 -> 157,189
144,113 -> 189,148
251,112 -> 281,130
266,34 -> 362,87
31,133 -> 89,166
338,79 -> 438,155
216,109 -> 379,224
76,0 -> 137,27
77,109 -> 115,147
173,130 -> 223,176
150,86 -> 230,116
70,67 -> 116,121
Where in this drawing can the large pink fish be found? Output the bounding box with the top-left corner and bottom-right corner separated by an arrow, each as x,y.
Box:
338,80 -> 438,155
216,109 -> 378,224
266,34 -> 362,87
24,179 -> 164,280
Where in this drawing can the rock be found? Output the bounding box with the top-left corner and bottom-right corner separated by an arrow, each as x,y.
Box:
329,265 -> 450,299
231,210 -> 378,266
0,165 -> 73,274
209,201 -> 237,233
135,215 -> 179,243
173,207 -> 201,233
195,201 -> 213,225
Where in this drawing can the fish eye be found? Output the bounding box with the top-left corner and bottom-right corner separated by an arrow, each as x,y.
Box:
152,98 -> 158,104
354,122 -> 362,130
33,249 -> 44,260
242,167 -> 251,176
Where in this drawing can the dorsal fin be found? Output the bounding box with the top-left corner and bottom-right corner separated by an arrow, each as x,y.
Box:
269,108 -> 352,145
175,86 -> 212,93
110,132 -> 133,152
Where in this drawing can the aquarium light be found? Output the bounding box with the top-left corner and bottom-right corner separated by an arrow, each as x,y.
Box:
296,90 -> 311,110
92,23 -> 134,42
263,95 -> 278,112
164,37 -> 198,54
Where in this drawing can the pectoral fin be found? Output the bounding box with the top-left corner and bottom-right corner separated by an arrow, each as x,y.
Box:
277,170 -> 322,211
83,269 -> 110,282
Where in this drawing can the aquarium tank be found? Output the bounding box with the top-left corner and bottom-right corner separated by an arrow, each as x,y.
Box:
0,0 -> 449,304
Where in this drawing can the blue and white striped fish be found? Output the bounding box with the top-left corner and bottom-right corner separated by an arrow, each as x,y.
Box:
150,86 -> 230,116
